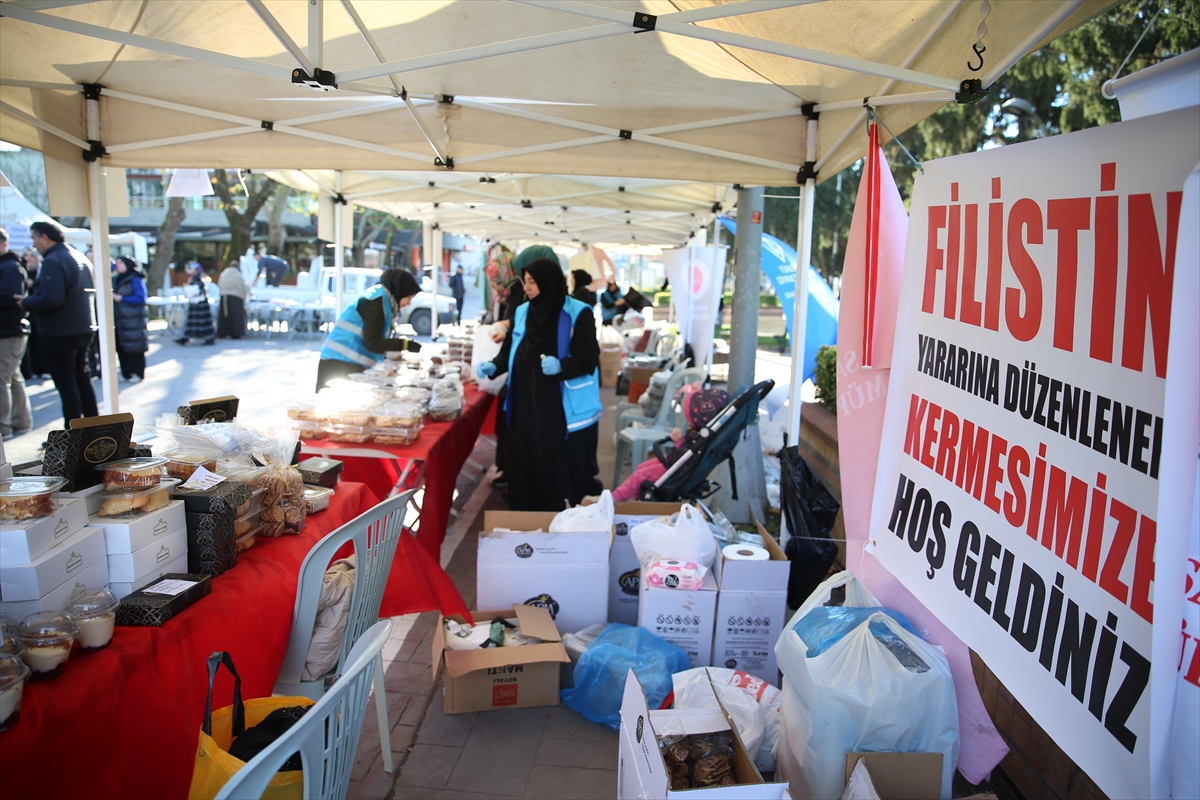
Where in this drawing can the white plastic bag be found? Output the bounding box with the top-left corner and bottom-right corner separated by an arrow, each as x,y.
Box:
630,504 -> 718,568
774,571 -> 960,800
471,323 -> 504,383
550,490 -> 614,532
672,668 -> 764,765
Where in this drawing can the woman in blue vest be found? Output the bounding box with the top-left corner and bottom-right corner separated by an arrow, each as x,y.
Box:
316,268 -> 422,389
478,257 -> 603,510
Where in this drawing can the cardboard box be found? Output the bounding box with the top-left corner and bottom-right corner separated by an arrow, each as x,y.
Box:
432,604 -> 570,714
0,557 -> 109,619
0,497 -> 89,565
110,553 -> 190,599
90,499 -> 186,554
600,347 -> 623,388
173,481 -> 252,515
711,524 -> 790,682
0,523 -> 107,601
177,395 -> 239,424
42,413 -> 136,491
107,527 -> 187,584
476,510 -> 611,635
617,668 -> 788,799
609,501 -> 682,625
297,457 -> 343,488
638,569 -> 718,668
843,753 -> 943,800
116,572 -> 212,625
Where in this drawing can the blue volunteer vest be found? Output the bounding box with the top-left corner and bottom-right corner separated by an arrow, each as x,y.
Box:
319,284 -> 393,367
506,296 -> 603,434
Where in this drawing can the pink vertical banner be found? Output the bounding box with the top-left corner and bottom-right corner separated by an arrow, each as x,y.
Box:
836,135 -> 1008,782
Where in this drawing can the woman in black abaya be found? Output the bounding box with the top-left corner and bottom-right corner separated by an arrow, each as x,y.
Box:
479,258 -> 603,511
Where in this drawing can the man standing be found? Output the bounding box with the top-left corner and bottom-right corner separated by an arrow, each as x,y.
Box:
449,265 -> 466,322
0,228 -> 32,440
17,221 -> 98,425
253,251 -> 289,287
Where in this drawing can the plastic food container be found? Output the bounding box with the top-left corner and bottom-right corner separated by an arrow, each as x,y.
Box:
288,420 -> 328,441
18,611 -> 79,681
395,386 -> 432,407
234,506 -> 262,538
373,402 -> 424,429
429,397 -> 464,422
216,460 -> 268,491
0,476 -> 67,522
235,522 -> 266,553
89,478 -> 181,519
162,448 -> 221,480
327,424 -> 371,443
286,400 -> 324,421
328,411 -> 374,427
0,635 -> 26,661
371,425 -> 423,446
0,653 -> 31,732
303,486 -> 335,514
95,457 -> 168,491
64,587 -> 119,651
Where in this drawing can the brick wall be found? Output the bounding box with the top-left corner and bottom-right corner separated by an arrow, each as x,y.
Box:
969,650 -> 1108,800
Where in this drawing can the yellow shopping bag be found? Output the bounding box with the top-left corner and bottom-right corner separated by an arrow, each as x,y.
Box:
188,652 -> 315,800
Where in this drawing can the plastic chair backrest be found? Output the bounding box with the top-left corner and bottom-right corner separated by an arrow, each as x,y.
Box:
275,490 -> 415,687
653,367 -> 707,429
215,619 -> 392,800
655,332 -> 677,357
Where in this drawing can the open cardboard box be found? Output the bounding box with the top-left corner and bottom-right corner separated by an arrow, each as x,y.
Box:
619,668 -> 788,799
710,521 -> 789,682
432,603 -> 570,714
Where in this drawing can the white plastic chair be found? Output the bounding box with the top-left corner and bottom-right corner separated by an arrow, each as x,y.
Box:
215,619 -> 392,800
273,490 -> 415,774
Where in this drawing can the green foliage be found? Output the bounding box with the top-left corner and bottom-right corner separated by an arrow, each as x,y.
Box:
656,292 -> 779,307
814,345 -> 838,414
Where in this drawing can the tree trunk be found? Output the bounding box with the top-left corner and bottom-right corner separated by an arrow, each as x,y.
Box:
267,184 -> 289,254
212,169 -> 277,266
147,197 -> 186,295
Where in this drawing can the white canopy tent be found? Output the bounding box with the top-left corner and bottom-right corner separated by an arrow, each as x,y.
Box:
0,0 -> 1116,421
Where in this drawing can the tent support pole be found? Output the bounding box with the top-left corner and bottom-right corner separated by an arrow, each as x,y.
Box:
85,94 -> 120,415
729,186 -> 763,391
246,0 -> 316,75
0,100 -> 89,149
334,170 -> 345,314
431,223 -> 443,340
308,0 -> 323,69
786,116 -> 819,444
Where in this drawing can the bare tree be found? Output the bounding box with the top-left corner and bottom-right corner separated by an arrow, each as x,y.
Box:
211,169 -> 277,264
147,196 -> 186,295
266,183 -> 290,255
351,209 -> 397,269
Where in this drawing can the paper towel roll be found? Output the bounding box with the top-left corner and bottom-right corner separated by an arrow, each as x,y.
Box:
722,544 -> 769,561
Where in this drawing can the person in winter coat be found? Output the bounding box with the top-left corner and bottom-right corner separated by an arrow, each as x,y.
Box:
478,257 -> 603,510
599,280 -> 626,325
449,266 -> 466,322
112,256 -> 149,383
315,268 -> 423,390
19,247 -> 46,381
571,269 -> 598,307
175,262 -> 216,346
17,220 -> 99,424
0,228 -> 32,439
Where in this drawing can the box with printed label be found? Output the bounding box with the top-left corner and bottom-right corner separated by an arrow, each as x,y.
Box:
0,523 -> 107,601
433,604 -> 570,714
476,510 -> 611,635
0,497 -> 89,565
0,558 -> 109,619
107,528 -> 187,584
110,553 -> 189,599
90,499 -> 186,554
599,347 -> 622,388
617,668 -> 787,799
608,501 -> 682,625
638,569 -> 718,668
711,524 -> 789,682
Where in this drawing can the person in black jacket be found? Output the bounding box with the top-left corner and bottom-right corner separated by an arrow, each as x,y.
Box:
112,256 -> 149,383
0,228 -> 33,439
17,220 -> 99,424
19,247 -> 47,381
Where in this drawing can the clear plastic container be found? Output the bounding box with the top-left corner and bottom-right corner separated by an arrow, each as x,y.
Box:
303,485 -> 335,514
326,424 -> 371,443
235,522 -> 266,553
64,587 -> 119,651
0,635 -> 26,661
234,506 -> 261,538
0,653 -> 30,732
287,420 -> 328,441
394,386 -> 432,407
90,478 -> 181,519
162,448 -> 221,480
373,402 -> 424,429
95,457 -> 169,491
327,410 -> 374,427
215,460 -> 268,491
285,400 -> 324,421
371,425 -> 423,446
18,611 -> 79,681
0,476 -> 67,522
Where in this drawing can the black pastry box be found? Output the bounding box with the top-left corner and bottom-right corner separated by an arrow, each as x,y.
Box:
186,510 -> 237,568
177,396 -> 239,425
174,480 -> 252,515
42,413 -> 136,492
189,551 -> 237,578
297,457 -> 343,488
116,573 -> 212,626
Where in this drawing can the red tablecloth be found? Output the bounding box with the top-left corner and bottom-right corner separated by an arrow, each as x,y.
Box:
0,483 -> 381,800
304,386 -> 494,558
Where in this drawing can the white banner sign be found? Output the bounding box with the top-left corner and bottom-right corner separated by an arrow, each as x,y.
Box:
868,106 -> 1199,799
662,245 -> 726,369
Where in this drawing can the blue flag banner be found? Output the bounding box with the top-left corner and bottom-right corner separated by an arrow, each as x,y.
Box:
720,217 -> 839,381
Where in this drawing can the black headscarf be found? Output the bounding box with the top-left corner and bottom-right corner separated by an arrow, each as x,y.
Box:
522,257 -> 567,357
381,269 -> 420,302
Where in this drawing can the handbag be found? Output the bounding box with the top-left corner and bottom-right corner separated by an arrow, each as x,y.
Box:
187,652 -> 315,800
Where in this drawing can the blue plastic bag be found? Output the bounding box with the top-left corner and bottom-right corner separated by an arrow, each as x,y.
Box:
560,623 -> 691,729
792,606 -> 919,658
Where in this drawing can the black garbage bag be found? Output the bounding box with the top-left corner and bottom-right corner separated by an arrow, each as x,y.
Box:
780,445 -> 841,608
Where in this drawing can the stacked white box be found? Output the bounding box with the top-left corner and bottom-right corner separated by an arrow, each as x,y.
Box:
638,570 -> 719,668
711,529 -> 790,683
0,498 -> 89,565
0,523 -> 109,618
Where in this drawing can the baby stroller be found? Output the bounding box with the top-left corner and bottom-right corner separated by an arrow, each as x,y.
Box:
637,379 -> 775,502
